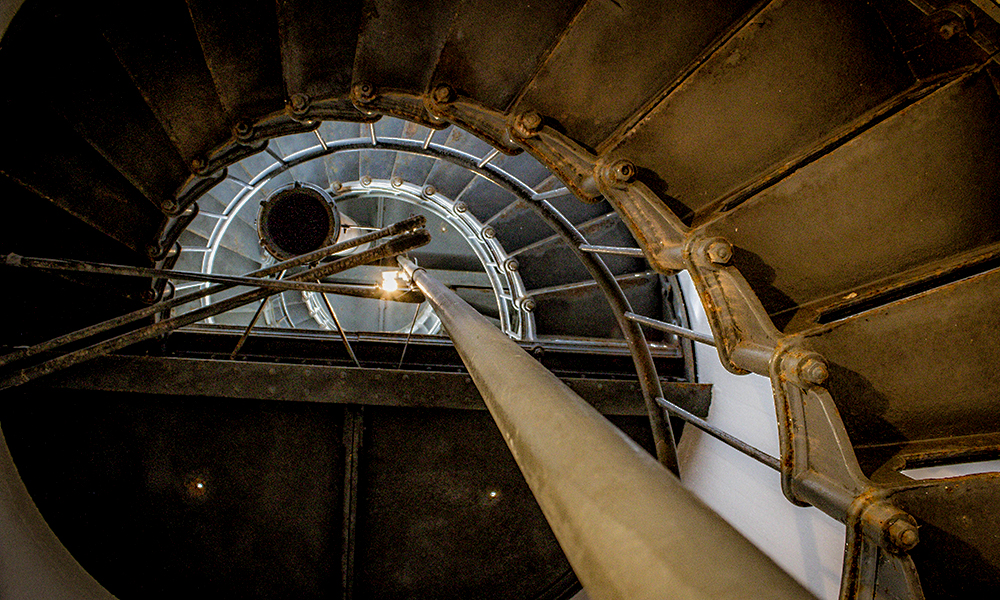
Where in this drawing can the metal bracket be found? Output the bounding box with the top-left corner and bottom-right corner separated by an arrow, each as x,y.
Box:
424,85 -> 522,154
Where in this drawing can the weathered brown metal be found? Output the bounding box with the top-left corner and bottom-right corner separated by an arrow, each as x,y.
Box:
399,257 -> 816,600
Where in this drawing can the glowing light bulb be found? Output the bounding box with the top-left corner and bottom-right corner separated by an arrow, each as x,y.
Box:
381,270 -> 400,292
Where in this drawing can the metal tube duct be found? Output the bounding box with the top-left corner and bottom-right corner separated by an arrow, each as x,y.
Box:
398,257 -> 816,600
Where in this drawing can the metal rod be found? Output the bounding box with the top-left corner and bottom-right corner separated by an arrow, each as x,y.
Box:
398,257 -> 815,600
4,254 -> 412,297
625,311 -> 717,347
320,290 -> 361,368
0,216 -> 426,369
1,231 -> 429,390
397,302 -> 421,369
525,271 -> 656,299
314,129 -> 328,151
579,244 -> 645,257
531,187 -> 570,201
230,299 -> 269,359
478,148 -> 499,168
368,122 -> 377,146
655,397 -> 780,471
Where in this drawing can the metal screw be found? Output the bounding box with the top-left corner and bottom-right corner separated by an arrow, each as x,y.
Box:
233,120 -> 253,138
361,175 -> 372,186
353,81 -> 376,102
887,519 -> 919,552
504,258 -> 519,272
482,226 -> 496,239
522,298 -> 536,312
423,185 -> 436,197
706,240 -> 733,264
608,159 -> 636,185
191,157 -> 208,173
139,289 -> 159,304
515,111 -> 544,137
161,199 -> 178,213
289,93 -> 309,113
432,84 -> 455,104
330,180 -> 343,192
391,176 -> 403,188
938,18 -> 965,40
145,243 -> 160,258
453,201 -> 467,213
800,358 -> 829,386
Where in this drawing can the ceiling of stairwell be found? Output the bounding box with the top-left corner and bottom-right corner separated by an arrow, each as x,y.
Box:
171,115 -> 674,344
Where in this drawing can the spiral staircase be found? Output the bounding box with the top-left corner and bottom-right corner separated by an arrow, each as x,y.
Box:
2,0 -> 1000,599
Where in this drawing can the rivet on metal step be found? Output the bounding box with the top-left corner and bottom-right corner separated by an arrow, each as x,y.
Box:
432,84 -> 455,105
423,185 -> 436,197
513,111 -> 544,138
352,81 -> 377,103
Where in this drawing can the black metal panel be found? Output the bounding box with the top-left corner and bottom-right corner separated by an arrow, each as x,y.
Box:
0,389 -> 346,600
278,0 -> 360,100
532,272 -> 660,339
101,0 -> 231,165
430,0 -> 587,111
890,474 -> 1000,599
514,0 -> 761,151
806,267 -> 1000,473
703,69 -> 1000,329
353,407 -> 579,600
873,0 -> 1000,81
353,0 -> 459,93
187,0 -> 286,122
610,0 -> 915,220
0,108 -> 165,255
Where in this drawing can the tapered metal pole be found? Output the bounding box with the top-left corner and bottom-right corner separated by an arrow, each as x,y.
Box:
398,257 -> 816,600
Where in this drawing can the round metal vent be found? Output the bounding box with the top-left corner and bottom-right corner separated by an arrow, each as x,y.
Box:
257,183 -> 340,260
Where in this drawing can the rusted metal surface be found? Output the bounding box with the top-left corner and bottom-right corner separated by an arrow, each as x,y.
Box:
514,0 -> 763,151
430,0 -> 586,111
804,266 -> 1000,478
702,68 -> 1000,332
608,0 -> 915,220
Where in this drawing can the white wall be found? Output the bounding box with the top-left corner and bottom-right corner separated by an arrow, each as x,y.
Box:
674,271 -> 844,600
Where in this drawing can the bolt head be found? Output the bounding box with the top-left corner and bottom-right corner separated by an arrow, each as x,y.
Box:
706,240 -> 733,264
233,120 -> 252,137
432,84 -> 455,104
800,357 -> 829,386
361,175 -> 372,186
504,258 -> 519,272
453,201 -> 467,213
191,157 -> 208,173
888,519 -> 919,552
938,18 -> 965,40
289,93 -> 309,113
609,159 -> 636,185
423,185 -> 436,197
353,81 -> 376,102
521,297 -> 536,312
161,199 -> 178,213
516,111 -> 544,136
482,226 -> 496,239
391,176 -> 403,188
139,289 -> 159,304
330,180 -> 343,192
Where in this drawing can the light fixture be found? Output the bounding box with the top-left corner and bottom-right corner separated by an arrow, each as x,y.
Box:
380,270 -> 401,292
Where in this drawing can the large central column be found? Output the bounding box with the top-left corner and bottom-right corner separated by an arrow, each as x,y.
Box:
398,257 -> 816,600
